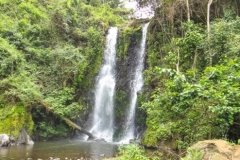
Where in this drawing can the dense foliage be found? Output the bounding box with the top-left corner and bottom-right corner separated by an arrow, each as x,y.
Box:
141,0 -> 240,155
1,0 -> 240,159
115,144 -> 159,160
0,0 -> 127,139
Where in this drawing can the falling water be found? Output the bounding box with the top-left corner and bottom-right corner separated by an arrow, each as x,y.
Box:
120,23 -> 149,143
90,27 -> 118,142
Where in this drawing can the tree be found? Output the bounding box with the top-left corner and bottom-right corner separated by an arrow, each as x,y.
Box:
207,0 -> 213,66
186,0 -> 190,22
207,0 -> 213,38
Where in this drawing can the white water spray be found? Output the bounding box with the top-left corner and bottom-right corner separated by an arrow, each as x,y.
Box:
90,27 -> 118,142
120,23 -> 149,143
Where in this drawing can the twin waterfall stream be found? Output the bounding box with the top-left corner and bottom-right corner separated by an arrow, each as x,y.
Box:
121,23 -> 150,143
89,23 -> 149,144
90,27 -> 118,142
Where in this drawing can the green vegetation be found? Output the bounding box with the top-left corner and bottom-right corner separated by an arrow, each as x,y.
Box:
0,105 -> 33,137
117,25 -> 142,60
0,0 -> 127,139
141,0 -> 240,155
116,144 -> 160,160
1,0 -> 240,159
181,149 -> 203,160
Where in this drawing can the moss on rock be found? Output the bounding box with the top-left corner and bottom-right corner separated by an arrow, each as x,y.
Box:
0,105 -> 33,138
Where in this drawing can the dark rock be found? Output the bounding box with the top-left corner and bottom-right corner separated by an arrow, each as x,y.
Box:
115,27 -> 142,131
92,138 -> 107,143
9,135 -> 15,143
129,139 -> 136,144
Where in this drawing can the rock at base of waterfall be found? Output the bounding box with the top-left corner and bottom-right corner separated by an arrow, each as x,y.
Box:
92,138 -> 107,143
17,128 -> 34,145
0,134 -> 15,147
0,134 -> 10,147
129,139 -> 136,144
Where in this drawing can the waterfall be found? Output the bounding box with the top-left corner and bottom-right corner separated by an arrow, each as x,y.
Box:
90,27 -> 118,142
120,23 -> 149,143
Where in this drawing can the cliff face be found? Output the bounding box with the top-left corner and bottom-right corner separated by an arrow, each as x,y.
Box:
113,24 -> 147,139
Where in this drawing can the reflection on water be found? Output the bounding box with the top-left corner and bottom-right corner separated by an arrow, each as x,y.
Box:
0,139 -> 118,160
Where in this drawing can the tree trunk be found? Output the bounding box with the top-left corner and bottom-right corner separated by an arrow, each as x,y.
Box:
62,117 -> 94,139
192,50 -> 198,78
186,0 -> 191,22
39,101 -> 95,140
236,0 -> 240,16
207,0 -> 213,66
192,50 -> 198,70
207,0 -> 213,39
176,49 -> 180,74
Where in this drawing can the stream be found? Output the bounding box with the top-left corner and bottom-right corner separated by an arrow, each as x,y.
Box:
0,140 -> 118,160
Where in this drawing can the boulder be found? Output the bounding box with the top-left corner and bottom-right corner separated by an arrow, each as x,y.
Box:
186,139 -> 240,160
93,138 -> 107,143
17,128 -> 34,145
0,134 -> 10,147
